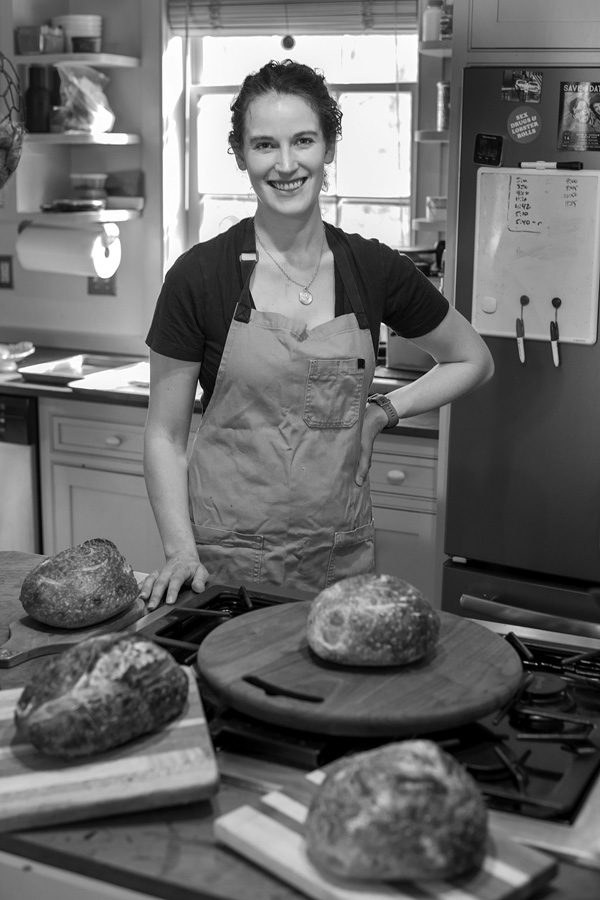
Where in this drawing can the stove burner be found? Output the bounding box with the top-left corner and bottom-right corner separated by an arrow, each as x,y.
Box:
523,673 -> 568,704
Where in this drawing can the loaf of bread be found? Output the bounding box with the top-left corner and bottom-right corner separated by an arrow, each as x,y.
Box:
305,740 -> 488,882
14,633 -> 189,758
19,538 -> 139,628
306,573 -> 440,666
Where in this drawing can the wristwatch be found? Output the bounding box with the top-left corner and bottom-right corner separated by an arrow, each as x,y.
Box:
366,393 -> 400,429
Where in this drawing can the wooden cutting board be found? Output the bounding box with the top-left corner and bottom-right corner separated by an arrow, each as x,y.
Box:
214,768 -> 558,900
0,550 -> 147,668
196,602 -> 523,736
0,667 -> 219,832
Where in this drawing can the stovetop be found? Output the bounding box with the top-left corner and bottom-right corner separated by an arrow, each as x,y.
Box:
134,585 -> 600,828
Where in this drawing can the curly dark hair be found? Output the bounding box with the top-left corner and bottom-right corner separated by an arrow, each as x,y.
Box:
228,59 -> 343,153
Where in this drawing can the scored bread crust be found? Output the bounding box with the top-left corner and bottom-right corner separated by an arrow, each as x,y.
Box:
19,538 -> 139,628
305,740 -> 488,881
14,633 -> 189,758
306,574 -> 440,666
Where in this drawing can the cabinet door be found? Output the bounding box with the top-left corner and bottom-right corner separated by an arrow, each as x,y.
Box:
51,464 -> 164,575
470,0 -> 600,50
373,505 -> 437,601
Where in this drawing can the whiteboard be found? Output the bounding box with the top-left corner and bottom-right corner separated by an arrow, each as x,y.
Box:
472,168 -> 600,344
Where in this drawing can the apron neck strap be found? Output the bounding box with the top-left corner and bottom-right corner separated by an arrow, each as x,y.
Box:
235,219 -> 258,322
324,225 -> 370,330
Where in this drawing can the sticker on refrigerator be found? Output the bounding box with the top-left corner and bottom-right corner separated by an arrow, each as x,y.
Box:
501,70 -> 542,103
558,82 -> 600,150
507,107 -> 541,144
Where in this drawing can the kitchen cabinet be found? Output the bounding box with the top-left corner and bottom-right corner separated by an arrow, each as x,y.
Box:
371,433 -> 438,601
38,398 -> 201,575
469,0 -> 600,51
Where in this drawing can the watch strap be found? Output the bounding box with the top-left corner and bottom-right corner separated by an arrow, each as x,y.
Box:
367,393 -> 400,429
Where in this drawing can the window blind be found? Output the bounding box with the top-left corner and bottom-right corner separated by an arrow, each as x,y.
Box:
167,1 -> 418,36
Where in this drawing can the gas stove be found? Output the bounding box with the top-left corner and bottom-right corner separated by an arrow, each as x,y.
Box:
133,584 -> 600,869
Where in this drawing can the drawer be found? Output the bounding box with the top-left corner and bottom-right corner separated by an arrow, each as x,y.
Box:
370,451 -> 437,501
52,415 -> 145,461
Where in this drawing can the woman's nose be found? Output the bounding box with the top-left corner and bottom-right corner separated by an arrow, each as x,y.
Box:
274,145 -> 298,173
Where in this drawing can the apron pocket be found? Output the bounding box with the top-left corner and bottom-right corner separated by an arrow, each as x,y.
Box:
304,358 -> 365,428
191,523 -> 264,583
326,520 -> 375,586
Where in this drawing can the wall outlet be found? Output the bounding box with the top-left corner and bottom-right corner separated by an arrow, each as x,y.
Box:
88,275 -> 117,296
0,255 -> 14,289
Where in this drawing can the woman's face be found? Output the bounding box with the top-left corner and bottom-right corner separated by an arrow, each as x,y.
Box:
234,91 -> 335,220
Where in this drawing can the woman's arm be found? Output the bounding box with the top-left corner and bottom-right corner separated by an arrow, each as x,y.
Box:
357,307 -> 494,484
140,349 -> 209,609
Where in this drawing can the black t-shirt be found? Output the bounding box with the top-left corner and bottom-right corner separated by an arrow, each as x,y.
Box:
146,219 -> 449,409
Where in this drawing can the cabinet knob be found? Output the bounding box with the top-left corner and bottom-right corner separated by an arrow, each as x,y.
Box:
104,434 -> 122,447
386,469 -> 406,485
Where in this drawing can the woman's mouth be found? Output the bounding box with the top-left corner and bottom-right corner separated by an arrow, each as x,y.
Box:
268,178 -> 307,192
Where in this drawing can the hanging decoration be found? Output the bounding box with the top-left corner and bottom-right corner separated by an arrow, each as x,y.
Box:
0,51 -> 25,189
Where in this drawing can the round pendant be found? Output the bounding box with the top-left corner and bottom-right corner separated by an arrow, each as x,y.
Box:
299,290 -> 313,306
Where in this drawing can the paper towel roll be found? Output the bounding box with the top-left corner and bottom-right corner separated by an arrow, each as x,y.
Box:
16,223 -> 121,278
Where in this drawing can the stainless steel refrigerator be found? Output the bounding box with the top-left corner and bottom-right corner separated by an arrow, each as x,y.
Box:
442,66 -> 600,631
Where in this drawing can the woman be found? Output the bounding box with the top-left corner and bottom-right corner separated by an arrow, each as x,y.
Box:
140,59 -> 493,609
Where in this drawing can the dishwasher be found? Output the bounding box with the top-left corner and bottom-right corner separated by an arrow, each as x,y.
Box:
0,394 -> 41,553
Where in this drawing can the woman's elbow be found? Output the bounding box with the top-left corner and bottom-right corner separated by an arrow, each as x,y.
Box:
474,341 -> 495,387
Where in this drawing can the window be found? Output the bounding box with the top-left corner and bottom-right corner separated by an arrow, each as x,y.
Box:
187,33 -> 418,248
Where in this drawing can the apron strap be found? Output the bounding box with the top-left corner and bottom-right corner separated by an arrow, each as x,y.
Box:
235,219 -> 257,323
325,225 -> 370,331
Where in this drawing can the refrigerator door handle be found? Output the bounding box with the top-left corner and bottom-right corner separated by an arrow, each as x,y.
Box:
459,593 -> 600,640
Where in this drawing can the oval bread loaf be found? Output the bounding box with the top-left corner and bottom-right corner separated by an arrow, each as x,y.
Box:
14,633 -> 188,758
306,573 -> 440,666
305,740 -> 488,881
19,538 -> 139,628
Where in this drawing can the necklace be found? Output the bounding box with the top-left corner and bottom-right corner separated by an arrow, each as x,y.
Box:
254,221 -> 326,306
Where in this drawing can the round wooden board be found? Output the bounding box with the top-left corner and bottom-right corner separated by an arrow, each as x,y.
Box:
196,601 -> 523,737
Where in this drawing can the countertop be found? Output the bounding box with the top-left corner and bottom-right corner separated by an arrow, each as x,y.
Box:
0,551 -> 599,900
0,346 -> 439,438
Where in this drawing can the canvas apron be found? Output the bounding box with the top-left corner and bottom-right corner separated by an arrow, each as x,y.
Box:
188,223 -> 377,593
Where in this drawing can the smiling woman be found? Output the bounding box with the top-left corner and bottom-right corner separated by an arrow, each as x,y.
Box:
139,56 -> 493,610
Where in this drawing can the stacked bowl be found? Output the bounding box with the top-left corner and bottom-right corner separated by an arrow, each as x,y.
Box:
50,14 -> 102,53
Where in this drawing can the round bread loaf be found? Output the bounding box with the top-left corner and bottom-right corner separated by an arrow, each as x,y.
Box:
19,538 -> 139,628
306,573 -> 440,666
14,632 -> 189,758
305,740 -> 488,881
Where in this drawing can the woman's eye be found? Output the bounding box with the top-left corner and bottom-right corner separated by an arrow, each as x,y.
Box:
297,137 -> 314,145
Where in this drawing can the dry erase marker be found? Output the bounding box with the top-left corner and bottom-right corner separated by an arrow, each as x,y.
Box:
519,161 -> 583,170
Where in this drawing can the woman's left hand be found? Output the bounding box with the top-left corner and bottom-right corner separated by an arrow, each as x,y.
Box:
355,402 -> 389,486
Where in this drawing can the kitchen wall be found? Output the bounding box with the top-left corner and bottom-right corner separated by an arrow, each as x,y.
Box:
0,0 -> 179,356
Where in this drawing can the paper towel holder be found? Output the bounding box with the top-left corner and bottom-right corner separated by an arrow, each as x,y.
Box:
16,220 -> 122,277
18,219 -> 120,248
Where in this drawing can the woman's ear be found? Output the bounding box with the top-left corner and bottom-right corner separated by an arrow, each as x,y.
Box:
324,144 -> 335,165
232,147 -> 247,171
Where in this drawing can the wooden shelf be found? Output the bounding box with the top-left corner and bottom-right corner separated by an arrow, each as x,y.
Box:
415,129 -> 449,143
14,53 -> 140,67
24,133 -> 141,146
418,41 -> 452,58
18,210 -> 142,225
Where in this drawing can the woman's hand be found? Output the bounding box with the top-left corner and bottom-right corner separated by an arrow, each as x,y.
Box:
355,401 -> 388,486
138,552 -> 210,610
